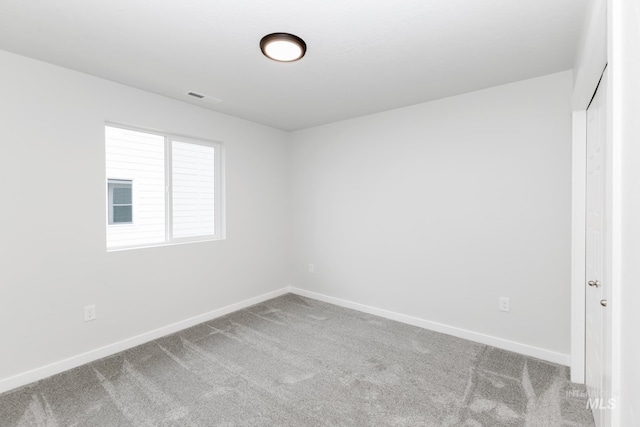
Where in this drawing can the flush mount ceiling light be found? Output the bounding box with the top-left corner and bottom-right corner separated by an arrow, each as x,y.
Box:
260,33 -> 306,62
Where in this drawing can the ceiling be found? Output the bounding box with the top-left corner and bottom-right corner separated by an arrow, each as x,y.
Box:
0,0 -> 587,131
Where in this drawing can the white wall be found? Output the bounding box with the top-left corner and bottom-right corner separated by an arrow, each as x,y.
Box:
614,0 -> 640,423
0,47 -> 579,393
290,71 -> 573,361
0,50 -> 291,387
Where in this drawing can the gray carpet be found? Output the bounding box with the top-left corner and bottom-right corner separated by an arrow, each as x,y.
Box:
0,294 -> 594,426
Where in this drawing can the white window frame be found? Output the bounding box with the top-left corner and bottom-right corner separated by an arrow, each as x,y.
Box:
106,123 -> 224,250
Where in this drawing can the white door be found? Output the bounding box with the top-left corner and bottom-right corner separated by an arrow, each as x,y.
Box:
585,67 -> 609,427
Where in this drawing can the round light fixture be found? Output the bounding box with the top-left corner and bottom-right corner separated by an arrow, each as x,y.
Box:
260,33 -> 306,62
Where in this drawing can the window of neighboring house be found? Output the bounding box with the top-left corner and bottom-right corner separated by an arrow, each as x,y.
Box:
107,179 -> 133,224
105,124 -> 223,250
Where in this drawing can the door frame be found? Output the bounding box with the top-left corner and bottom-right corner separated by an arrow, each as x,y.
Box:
571,0 -> 622,425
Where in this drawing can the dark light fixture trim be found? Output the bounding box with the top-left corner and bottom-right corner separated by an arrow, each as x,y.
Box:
260,33 -> 307,62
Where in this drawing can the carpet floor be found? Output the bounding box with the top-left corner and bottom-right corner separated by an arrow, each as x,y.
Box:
0,294 -> 594,426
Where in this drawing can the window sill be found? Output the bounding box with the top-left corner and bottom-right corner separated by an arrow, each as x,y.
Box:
107,236 -> 225,252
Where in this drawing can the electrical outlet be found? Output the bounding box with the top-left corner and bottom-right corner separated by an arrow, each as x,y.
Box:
499,297 -> 510,312
84,305 -> 96,322
308,263 -> 315,274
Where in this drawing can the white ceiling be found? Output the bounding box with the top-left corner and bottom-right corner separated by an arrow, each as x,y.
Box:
0,0 -> 587,131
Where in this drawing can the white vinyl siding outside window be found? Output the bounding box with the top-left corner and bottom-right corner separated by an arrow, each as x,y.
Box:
105,125 -> 222,250
172,141 -> 216,238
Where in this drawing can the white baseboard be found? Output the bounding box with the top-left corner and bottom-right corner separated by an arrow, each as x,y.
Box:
1,285 -> 570,395
290,287 -> 570,366
0,287 -> 291,395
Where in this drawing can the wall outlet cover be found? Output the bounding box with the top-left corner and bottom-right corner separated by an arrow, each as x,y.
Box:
499,297 -> 510,312
84,305 -> 96,322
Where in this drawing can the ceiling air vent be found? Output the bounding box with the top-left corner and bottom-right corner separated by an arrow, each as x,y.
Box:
187,91 -> 223,104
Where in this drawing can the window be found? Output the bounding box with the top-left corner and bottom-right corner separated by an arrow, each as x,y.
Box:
108,179 -> 133,224
105,125 -> 222,249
